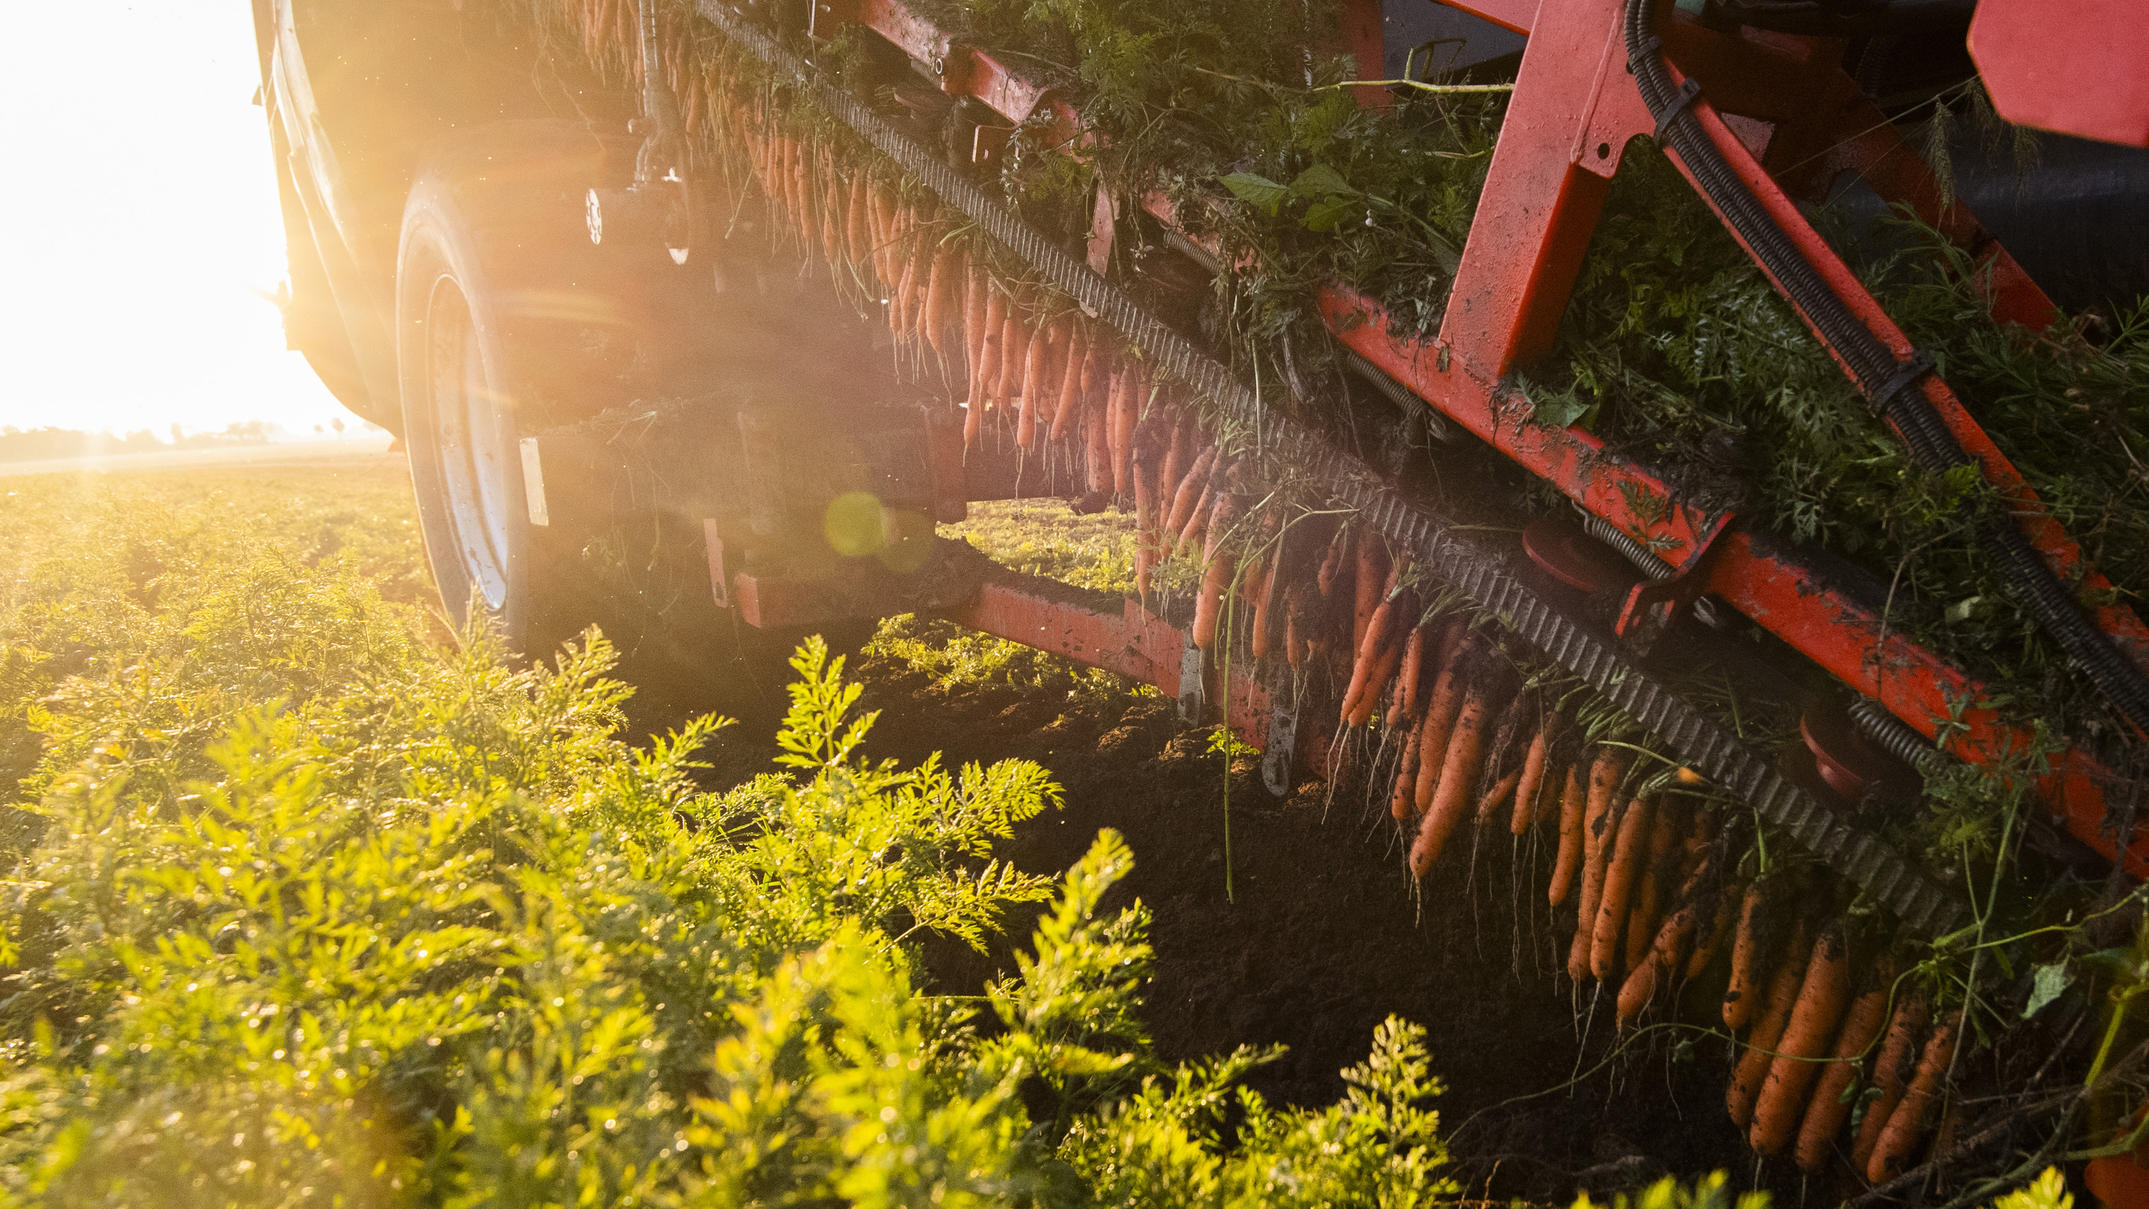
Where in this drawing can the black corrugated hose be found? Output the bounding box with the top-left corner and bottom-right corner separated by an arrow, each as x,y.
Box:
1622,0 -> 2149,745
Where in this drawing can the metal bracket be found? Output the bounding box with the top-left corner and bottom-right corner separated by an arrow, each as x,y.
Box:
1261,695 -> 1297,796
1613,511 -> 1733,652
1177,643 -> 1205,722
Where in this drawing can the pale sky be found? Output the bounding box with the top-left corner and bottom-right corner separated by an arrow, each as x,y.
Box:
0,4 -> 351,436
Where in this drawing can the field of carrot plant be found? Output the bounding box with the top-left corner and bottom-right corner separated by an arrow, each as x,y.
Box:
0,455 -> 2079,1208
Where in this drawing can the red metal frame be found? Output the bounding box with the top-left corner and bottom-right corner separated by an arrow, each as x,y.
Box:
804,0 -> 2149,873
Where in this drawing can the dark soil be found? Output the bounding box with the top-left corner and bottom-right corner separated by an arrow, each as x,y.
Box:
648,645 -> 1817,1205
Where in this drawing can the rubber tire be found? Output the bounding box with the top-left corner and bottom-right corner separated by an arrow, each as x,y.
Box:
395,120 -> 665,657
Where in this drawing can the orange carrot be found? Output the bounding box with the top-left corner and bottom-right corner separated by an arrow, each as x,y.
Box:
1396,625 -> 1429,720
1351,532 -> 1388,656
923,244 -> 959,355
820,170 -> 843,266
1191,494 -> 1241,650
1113,363 -> 1143,494
1568,749 -> 1627,981
1794,972 -> 1894,1172
972,286 -> 1007,411
1617,892 -> 1704,1028
1316,526 -> 1348,598
1866,1012 -> 1959,1183
1723,885 -> 1769,1031
1687,882 -> 1739,979
1410,687 -> 1490,875
846,175 -> 872,270
1591,795 -> 1653,979
1102,369 -> 1129,495
1164,447 -> 1215,539
1510,709 -> 1560,835
1728,925 -> 1812,1128
1412,630 -> 1471,816
1548,762 -> 1587,906
1852,995 -> 1932,1171
1252,527 -> 1287,661
1391,724 -> 1423,821
1349,638 -> 1406,729
1050,320 -> 1087,439
1133,436 -> 1159,601
1750,928 -> 1854,1155
1340,593 -> 1406,726
994,303 -> 1028,410
1018,314 -> 1052,448
1156,421 -> 1189,512
1475,768 -> 1523,824
1624,803 -> 1682,974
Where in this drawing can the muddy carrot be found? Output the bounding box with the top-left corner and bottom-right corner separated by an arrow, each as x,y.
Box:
1727,925 -> 1812,1128
1412,628 -> 1471,815
1284,580 -> 1312,670
1155,419 -> 1189,509
1350,636 -> 1406,729
1392,724 -> 1424,821
1191,494 -> 1241,650
1510,709 -> 1559,835
1852,995 -> 1932,1171
1410,686 -> 1490,875
1866,1012 -> 1959,1183
1590,795 -> 1653,979
846,175 -> 872,271
1750,928 -> 1853,1156
1178,464 -> 1222,558
1624,803 -> 1682,973
1548,763 -> 1587,906
1165,447 -> 1215,539
1113,363 -> 1142,494
994,303 -> 1028,409
923,244 -> 959,355
1018,314 -> 1052,448
1340,593 -> 1406,725
1133,437 -> 1159,601
1568,749 -> 1626,980
1395,624 -> 1429,720
1617,893 -> 1702,1028
1316,527 -> 1348,598
1794,971 -> 1894,1172
1351,532 -> 1389,656
821,170 -> 843,266
1723,885 -> 1769,1031
1050,320 -> 1087,439
1688,881 -> 1739,979
1103,369 -> 1129,495
1475,768 -> 1523,824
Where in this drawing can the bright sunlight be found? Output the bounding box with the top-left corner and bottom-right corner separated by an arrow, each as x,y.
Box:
0,3 -> 346,437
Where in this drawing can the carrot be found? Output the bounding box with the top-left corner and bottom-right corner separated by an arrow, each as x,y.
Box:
1510,709 -> 1560,835
1727,925 -> 1812,1128
1156,421 -> 1189,515
1866,1012 -> 1959,1183
1568,749 -> 1627,981
1349,637 -> 1406,729
1050,320 -> 1087,440
1852,995 -> 1932,1171
961,261 -> 986,366
1133,436 -> 1159,601
994,303 -> 1028,409
1084,399 -> 1112,495
923,244 -> 959,355
1794,972 -> 1894,1172
1391,724 -> 1424,821
1750,928 -> 1854,1155
1410,686 -> 1490,875
1351,532 -> 1388,656
1164,447 -> 1215,539
1412,630 -> 1471,816
1018,313 -> 1052,448
1723,885 -> 1769,1031
1102,369 -> 1129,495
1316,526 -> 1348,598
820,170 -> 843,266
1474,768 -> 1523,824
1340,593 -> 1406,726
846,175 -> 872,272
1548,762 -> 1587,906
1113,364 -> 1142,495
1590,795 -> 1653,980
1624,802 -> 1683,974
1178,471 -> 1220,559
972,285 -> 1007,411
1395,625 -> 1430,721
1617,894 -> 1702,1028
1687,881 -> 1739,979
1191,494 -> 1241,650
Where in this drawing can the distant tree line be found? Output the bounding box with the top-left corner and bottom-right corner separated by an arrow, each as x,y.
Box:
0,421 -> 288,463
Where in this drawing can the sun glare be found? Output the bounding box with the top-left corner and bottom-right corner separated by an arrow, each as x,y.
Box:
0,4 -> 349,438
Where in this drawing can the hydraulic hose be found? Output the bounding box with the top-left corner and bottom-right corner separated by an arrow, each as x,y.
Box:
1622,0 -> 2149,745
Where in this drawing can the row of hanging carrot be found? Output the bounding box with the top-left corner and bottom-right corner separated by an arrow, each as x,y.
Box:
556,0 -> 1969,1184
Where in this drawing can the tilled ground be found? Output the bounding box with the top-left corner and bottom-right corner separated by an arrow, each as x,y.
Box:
674,644 -> 1807,1204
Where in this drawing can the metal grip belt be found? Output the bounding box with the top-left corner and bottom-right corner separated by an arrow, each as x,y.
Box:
693,0 -> 1968,936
